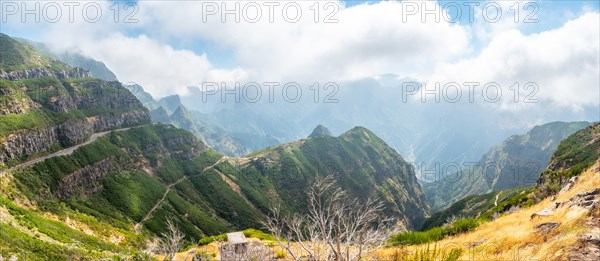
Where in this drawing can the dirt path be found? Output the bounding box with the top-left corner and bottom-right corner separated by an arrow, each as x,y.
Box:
134,156 -> 228,232
215,168 -> 258,210
494,191 -> 502,207
0,127 -> 132,177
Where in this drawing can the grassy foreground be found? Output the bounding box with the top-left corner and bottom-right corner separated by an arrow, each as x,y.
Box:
374,163 -> 600,260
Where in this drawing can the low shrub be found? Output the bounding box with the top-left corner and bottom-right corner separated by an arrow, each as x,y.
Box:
389,218 -> 479,246
275,250 -> 287,259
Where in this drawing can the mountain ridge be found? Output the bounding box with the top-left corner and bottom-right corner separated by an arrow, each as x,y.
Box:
423,121 -> 590,211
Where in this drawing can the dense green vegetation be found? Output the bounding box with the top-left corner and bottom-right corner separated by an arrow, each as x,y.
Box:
0,222 -> 95,260
389,218 -> 480,246
10,124 -> 263,239
101,171 -> 166,221
0,109 -> 53,136
0,196 -> 136,260
242,127 -> 431,229
536,122 -> 600,198
0,33 -> 69,71
420,187 -> 527,230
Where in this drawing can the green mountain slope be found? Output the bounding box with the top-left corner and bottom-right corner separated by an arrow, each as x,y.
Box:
536,122 -> 600,198
1,124 -> 431,258
308,124 -> 333,138
420,122 -> 599,231
246,126 -> 430,228
0,34 -> 68,72
0,124 -> 265,258
419,187 -> 527,230
423,121 -> 590,211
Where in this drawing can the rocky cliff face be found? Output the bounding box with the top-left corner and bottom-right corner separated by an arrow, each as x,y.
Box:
0,67 -> 92,81
0,78 -> 151,166
1,127 -> 62,163
56,158 -> 120,199
0,111 -> 150,165
0,95 -> 39,115
89,111 -> 150,131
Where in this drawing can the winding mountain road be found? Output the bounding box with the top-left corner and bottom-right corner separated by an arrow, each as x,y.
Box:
0,128 -> 132,177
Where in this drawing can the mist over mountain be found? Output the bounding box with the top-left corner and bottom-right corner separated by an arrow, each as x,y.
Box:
309,124 -> 333,138
124,84 -> 281,156
179,73 -> 599,182
26,42 -> 596,181
174,79 -> 517,179
16,39 -> 118,82
422,121 -> 590,211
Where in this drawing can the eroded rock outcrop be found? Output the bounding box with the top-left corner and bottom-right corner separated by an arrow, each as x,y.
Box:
0,97 -> 39,115
56,158 -> 119,199
0,67 -> 92,81
0,111 -> 150,166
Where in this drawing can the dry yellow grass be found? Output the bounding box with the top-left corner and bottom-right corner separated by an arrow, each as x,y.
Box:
374,162 -> 600,261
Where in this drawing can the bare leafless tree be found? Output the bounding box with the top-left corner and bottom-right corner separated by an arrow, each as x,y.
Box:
159,218 -> 185,261
264,175 -> 401,261
143,238 -> 160,256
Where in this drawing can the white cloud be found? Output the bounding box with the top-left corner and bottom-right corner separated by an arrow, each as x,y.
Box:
3,0 -> 469,97
75,33 -> 251,97
134,0 -> 469,83
425,12 -> 600,112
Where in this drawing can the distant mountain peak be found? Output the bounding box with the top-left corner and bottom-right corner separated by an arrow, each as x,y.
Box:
172,105 -> 189,116
308,124 -> 333,138
340,126 -> 380,144
158,95 -> 183,114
